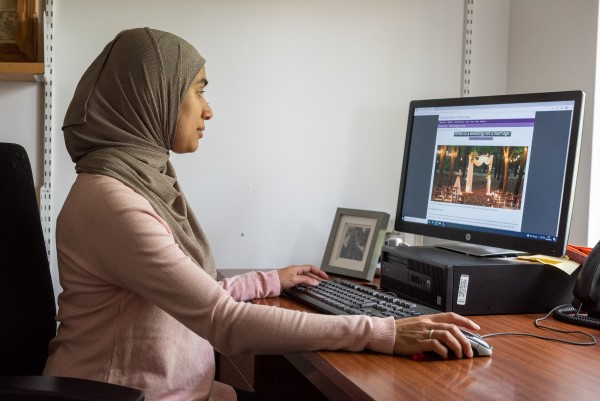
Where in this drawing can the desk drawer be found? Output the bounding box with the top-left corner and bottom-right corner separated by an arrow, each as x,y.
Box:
216,354 -> 254,392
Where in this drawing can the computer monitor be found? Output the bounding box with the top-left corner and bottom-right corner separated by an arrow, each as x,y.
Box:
394,91 -> 585,257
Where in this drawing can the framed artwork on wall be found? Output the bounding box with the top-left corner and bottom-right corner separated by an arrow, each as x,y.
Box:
0,0 -> 39,62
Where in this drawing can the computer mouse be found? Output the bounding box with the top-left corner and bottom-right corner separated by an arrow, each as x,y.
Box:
460,329 -> 493,357
415,329 -> 492,360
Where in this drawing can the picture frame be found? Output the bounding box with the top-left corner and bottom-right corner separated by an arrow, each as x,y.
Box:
0,0 -> 39,62
321,208 -> 390,281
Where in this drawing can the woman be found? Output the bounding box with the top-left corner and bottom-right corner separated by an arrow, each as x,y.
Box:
44,28 -> 480,401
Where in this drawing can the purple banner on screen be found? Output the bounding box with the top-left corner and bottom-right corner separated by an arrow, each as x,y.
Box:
438,118 -> 535,128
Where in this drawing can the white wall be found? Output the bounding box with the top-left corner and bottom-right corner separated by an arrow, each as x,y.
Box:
594,13 -> 600,246
51,0 -> 465,277
0,81 -> 44,188
506,0 -> 599,246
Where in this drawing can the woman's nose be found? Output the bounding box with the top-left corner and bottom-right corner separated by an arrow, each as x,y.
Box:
203,102 -> 213,120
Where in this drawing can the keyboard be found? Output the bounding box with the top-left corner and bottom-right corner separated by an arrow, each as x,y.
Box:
284,278 -> 439,319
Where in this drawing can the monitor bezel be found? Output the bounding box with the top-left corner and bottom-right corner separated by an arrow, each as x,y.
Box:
394,90 -> 585,257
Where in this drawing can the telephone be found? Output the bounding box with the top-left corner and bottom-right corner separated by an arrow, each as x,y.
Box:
554,241 -> 600,329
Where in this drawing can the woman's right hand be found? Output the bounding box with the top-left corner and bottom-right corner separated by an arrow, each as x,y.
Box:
392,312 -> 480,359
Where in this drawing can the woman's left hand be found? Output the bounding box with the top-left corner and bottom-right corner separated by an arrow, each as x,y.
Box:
277,265 -> 329,291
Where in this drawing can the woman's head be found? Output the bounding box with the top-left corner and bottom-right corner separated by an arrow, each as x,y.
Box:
63,27 -> 207,161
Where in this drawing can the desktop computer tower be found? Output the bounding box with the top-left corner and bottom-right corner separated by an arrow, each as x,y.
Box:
380,245 -> 579,315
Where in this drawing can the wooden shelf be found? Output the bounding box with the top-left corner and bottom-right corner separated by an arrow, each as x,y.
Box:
0,62 -> 44,82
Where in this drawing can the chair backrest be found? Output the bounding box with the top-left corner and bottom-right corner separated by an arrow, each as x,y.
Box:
0,143 -> 57,375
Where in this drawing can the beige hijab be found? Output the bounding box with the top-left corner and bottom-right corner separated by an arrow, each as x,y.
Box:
63,27 -> 216,279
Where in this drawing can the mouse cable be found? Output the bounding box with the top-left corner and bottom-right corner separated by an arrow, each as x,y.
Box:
480,304 -> 596,346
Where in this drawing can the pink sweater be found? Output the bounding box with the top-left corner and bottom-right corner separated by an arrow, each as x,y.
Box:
44,173 -> 395,401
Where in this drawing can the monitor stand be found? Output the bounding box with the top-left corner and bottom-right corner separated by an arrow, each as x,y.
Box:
436,242 -> 529,257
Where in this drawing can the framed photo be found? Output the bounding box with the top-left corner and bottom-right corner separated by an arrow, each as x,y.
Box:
321,208 -> 390,281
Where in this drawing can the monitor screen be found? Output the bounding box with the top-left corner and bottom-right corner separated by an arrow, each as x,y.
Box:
394,91 -> 585,257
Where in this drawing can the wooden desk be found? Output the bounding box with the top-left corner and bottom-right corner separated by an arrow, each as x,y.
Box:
217,270 -> 600,401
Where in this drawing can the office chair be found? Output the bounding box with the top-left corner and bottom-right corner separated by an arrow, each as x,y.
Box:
0,143 -> 144,401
